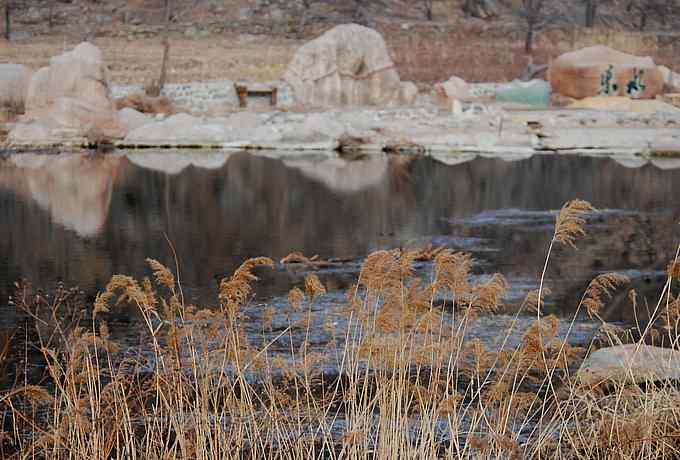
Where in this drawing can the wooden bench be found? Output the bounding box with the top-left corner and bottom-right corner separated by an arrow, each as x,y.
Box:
234,83 -> 278,108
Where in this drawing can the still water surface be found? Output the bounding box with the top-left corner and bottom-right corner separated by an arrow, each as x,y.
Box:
1,150 -> 679,338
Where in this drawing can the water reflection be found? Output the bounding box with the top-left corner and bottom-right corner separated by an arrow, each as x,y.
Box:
1,153 -> 120,237
0,151 -> 679,326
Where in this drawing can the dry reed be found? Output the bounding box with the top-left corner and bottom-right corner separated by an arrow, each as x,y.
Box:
1,201 -> 679,460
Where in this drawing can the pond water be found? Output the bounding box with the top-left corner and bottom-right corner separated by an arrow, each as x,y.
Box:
1,150 -> 679,349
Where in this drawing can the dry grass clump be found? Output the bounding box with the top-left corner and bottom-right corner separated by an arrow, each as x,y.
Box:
2,200 -> 680,459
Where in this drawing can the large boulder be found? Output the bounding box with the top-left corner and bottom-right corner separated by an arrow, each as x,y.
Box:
283,24 -> 402,108
549,45 -> 664,100
11,42 -> 121,145
0,64 -> 33,109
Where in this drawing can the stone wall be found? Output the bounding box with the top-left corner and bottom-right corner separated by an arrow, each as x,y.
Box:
111,80 -> 294,114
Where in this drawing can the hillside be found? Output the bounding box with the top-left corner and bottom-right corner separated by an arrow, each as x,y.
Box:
1,0 -> 678,85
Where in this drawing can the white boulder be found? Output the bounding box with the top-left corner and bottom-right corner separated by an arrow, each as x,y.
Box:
283,24 -> 402,108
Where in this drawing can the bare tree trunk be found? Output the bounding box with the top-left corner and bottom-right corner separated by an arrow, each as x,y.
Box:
49,0 -> 55,30
353,0 -> 367,25
585,0 -> 597,27
4,1 -> 10,41
298,0 -> 310,37
158,37 -> 170,95
525,20 -> 535,53
164,0 -> 172,23
523,0 -> 543,54
639,10 -> 647,30
423,0 -> 433,20
158,0 -> 174,95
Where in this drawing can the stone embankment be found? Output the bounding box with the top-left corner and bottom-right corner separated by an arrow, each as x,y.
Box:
2,25 -> 680,158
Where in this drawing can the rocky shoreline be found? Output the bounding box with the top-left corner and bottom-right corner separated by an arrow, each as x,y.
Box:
6,104 -> 680,159
2,24 -> 680,157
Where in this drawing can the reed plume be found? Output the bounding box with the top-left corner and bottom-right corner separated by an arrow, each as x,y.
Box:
219,257 -> 273,312
580,272 -> 630,319
145,257 -> 176,291
554,199 -> 595,248
304,274 -> 326,297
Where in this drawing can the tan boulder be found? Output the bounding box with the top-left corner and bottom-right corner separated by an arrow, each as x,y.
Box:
549,45 -> 664,99
12,42 -> 121,144
283,24 -> 402,108
0,64 -> 33,109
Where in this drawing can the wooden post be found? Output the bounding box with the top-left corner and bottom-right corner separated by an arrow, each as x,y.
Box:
159,37 -> 170,95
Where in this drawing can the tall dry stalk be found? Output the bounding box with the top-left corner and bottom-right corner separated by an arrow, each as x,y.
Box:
4,201 -> 680,459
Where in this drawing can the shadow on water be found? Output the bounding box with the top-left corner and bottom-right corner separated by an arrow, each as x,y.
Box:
0,150 -> 679,351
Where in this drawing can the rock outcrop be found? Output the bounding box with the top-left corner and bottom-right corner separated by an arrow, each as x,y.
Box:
10,42 -> 121,145
549,45 -> 664,100
577,344 -> 680,387
283,24 -> 404,108
0,64 -> 33,110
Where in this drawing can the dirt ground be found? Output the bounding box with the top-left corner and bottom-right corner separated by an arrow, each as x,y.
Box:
0,34 -> 301,85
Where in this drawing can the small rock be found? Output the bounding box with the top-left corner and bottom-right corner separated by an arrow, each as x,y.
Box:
577,344 -> 680,387
434,76 -> 471,106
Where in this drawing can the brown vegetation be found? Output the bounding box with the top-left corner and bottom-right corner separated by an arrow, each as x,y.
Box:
0,199 -> 679,458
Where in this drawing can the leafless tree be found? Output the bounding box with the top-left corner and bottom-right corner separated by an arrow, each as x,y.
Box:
422,0 -> 433,20
463,0 -> 497,19
353,0 -> 369,25
4,0 -> 11,41
626,0 -> 677,30
297,0 -> 312,36
521,0 -> 545,53
585,0 -> 598,27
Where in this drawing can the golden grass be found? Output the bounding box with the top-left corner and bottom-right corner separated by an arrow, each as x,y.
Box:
0,34 -> 299,85
2,200 -> 680,459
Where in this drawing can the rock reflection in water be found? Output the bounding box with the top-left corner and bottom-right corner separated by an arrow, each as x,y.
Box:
0,151 -> 679,333
1,153 -> 120,237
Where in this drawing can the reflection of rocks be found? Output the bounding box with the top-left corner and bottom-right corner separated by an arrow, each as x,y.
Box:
1,153 -> 679,323
0,153 -> 121,237
282,156 -> 388,193
428,153 -> 477,166
123,151 -> 232,175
